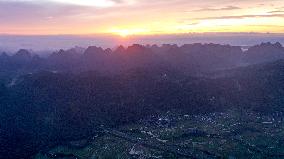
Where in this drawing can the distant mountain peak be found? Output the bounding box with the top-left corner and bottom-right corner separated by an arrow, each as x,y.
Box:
84,46 -> 105,55
114,45 -> 125,53
0,52 -> 8,57
258,42 -> 283,48
12,49 -> 32,62
15,49 -> 31,57
126,44 -> 149,54
244,42 -> 284,64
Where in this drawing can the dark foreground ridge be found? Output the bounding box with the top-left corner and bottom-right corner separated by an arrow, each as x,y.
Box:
0,42 -> 284,158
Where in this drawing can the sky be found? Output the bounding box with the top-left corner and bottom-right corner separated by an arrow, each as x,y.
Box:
0,0 -> 284,36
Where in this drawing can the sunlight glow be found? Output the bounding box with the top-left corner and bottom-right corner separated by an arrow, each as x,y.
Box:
109,28 -> 150,37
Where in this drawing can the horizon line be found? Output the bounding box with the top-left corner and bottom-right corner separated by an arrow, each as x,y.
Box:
1,32 -> 284,37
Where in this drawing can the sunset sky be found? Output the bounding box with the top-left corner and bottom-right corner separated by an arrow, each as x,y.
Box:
1,0 -> 284,36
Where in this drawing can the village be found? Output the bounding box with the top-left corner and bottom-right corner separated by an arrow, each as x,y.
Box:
34,109 -> 284,159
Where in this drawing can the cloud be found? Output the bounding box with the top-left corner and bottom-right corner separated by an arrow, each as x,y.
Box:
267,7 -> 284,14
192,6 -> 241,12
197,13 -> 284,20
0,0 -> 107,20
0,0 -> 126,7
1,0 -> 284,34
49,0 -> 122,7
268,10 -> 284,14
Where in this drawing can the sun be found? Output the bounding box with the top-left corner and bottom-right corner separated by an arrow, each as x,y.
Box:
116,29 -> 131,37
109,28 -> 149,37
